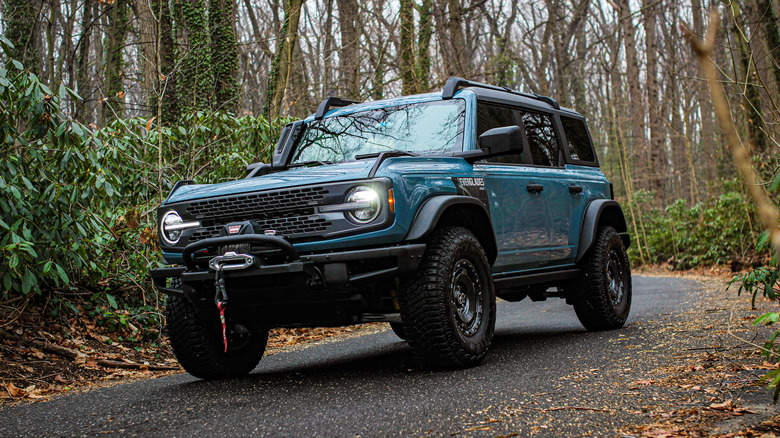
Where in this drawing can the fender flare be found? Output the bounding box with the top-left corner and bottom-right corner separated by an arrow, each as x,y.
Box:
576,199 -> 631,262
405,195 -> 497,262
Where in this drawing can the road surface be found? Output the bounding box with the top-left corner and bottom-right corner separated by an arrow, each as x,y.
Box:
0,276 -> 711,437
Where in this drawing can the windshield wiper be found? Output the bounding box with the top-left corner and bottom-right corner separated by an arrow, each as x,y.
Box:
355,150 -> 418,160
288,160 -> 333,168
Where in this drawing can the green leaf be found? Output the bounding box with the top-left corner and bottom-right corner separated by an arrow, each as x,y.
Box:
22,269 -> 36,294
71,122 -> 84,137
65,301 -> 80,314
8,185 -> 21,200
756,312 -> 780,326
105,293 -> 118,309
8,254 -> 18,269
55,122 -> 67,137
55,264 -> 69,284
770,171 -> 780,193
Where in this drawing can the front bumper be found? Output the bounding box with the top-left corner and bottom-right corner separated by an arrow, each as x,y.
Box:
150,236 -> 425,326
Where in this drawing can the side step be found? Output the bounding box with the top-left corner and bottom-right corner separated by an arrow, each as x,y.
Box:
493,268 -> 580,290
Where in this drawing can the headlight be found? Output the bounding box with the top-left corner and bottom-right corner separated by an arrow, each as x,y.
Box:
161,211 -> 184,245
345,186 -> 381,224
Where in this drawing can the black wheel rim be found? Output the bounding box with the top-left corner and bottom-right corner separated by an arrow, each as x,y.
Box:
450,259 -> 483,337
606,248 -> 626,308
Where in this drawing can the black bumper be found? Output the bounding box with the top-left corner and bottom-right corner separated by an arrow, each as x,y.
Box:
150,241 -> 427,300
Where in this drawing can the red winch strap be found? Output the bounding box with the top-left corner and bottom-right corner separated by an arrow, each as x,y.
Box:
217,301 -> 228,353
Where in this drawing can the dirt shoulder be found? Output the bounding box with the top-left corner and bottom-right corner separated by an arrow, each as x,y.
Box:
618,267 -> 780,437
0,301 -> 383,406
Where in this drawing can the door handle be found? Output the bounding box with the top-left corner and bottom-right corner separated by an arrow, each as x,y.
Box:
526,183 -> 544,193
568,185 -> 583,194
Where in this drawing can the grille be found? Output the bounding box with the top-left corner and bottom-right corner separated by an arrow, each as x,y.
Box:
186,187 -> 328,219
189,216 -> 331,242
184,187 -> 332,242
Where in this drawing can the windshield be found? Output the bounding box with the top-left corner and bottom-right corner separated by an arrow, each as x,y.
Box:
291,100 -> 465,164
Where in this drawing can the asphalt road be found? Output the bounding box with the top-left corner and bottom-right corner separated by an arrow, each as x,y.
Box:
0,276 -> 704,437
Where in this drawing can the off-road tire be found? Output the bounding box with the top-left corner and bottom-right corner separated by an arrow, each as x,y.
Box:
400,226 -> 496,369
573,226 -> 632,331
389,322 -> 407,340
166,295 -> 268,380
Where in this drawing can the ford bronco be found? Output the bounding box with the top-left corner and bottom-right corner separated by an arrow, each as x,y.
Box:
151,77 -> 632,379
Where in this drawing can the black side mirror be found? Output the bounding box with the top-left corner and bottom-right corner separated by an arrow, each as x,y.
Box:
478,125 -> 526,156
456,125 -> 527,164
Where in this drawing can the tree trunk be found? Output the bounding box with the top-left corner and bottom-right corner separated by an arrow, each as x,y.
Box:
264,0 -> 305,116
3,0 -> 42,74
76,0 -> 95,123
728,0 -> 769,152
104,0 -> 129,121
691,0 -> 717,188
95,1 -> 105,125
323,0 -> 336,97
642,0 -> 666,204
210,0 -> 240,112
399,0 -> 417,95
139,0 -> 177,123
615,0 -> 647,192
446,0 -> 470,77
173,0 -> 212,113
337,0 -> 360,99
416,0 -> 433,91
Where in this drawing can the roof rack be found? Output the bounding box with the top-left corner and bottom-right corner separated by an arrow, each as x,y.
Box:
441,76 -> 560,110
314,96 -> 361,120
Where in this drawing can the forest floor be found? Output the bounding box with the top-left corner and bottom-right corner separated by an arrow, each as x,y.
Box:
0,303 -> 383,406
2,266 -> 780,437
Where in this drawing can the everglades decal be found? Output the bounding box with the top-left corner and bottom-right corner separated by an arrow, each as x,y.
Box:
451,177 -> 489,212
456,177 -> 485,187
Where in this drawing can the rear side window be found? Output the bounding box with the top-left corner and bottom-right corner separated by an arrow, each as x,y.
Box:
561,116 -> 595,163
519,111 -> 560,166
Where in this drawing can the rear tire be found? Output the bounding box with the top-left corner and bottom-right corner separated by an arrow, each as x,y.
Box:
166,295 -> 268,380
573,226 -> 632,331
400,226 -> 496,368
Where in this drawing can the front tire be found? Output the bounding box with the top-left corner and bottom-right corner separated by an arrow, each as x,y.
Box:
400,226 -> 496,368
166,295 -> 268,380
389,322 -> 408,340
573,226 -> 632,331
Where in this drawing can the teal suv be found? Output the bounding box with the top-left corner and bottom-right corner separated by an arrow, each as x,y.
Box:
151,77 -> 632,379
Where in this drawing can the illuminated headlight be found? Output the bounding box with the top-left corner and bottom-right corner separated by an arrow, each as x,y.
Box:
161,211 -> 184,245
345,186 -> 381,224
160,211 -> 200,245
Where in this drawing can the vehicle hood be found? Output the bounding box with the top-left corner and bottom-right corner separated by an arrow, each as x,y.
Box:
165,160 -> 375,204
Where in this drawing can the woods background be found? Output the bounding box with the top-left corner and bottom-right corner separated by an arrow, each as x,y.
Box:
0,0 -> 778,322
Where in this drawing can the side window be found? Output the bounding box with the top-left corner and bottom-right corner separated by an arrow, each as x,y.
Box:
519,111 -> 560,167
561,116 -> 595,163
476,102 -> 523,164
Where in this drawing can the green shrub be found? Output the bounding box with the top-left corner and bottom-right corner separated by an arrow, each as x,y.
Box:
0,36 -> 287,331
624,186 -> 761,268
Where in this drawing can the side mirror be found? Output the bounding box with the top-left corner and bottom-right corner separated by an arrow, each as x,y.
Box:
478,125 -> 526,156
455,125 -> 527,164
